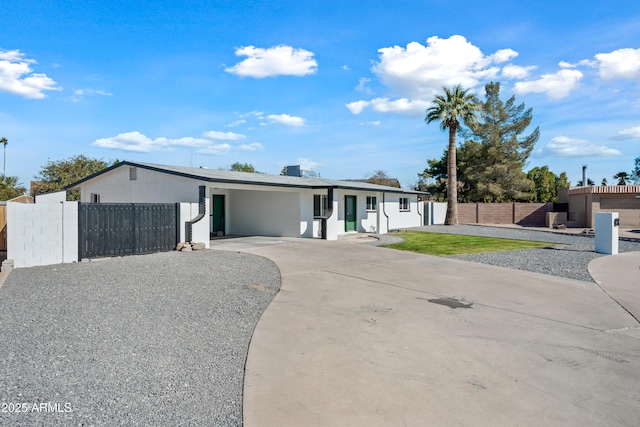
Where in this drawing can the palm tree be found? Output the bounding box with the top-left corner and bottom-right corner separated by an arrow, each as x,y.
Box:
0,174 -> 26,201
425,85 -> 479,225
613,171 -> 630,185
1,137 -> 7,177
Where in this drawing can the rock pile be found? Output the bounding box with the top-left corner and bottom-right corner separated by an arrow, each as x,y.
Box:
176,242 -> 207,252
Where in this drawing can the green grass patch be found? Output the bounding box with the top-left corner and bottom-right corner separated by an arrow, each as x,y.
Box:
383,230 -> 556,256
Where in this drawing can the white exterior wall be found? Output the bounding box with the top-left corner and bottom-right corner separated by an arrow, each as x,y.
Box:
381,193 -> 423,231
80,166 -> 202,203
424,201 -> 447,225
229,189 -> 301,237
7,194 -> 79,268
179,202 -> 210,247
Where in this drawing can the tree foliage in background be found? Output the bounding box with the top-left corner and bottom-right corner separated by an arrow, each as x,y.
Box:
576,178 -> 595,186
421,82 -> 555,203
613,171 -> 630,185
631,157 -> 640,184
526,166 -> 570,202
461,82 -> 539,202
0,175 -> 26,201
425,85 -> 480,224
366,170 -> 401,188
33,155 -> 114,200
228,162 -> 259,173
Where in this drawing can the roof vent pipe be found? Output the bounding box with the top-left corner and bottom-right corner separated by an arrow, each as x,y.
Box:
582,165 -> 587,186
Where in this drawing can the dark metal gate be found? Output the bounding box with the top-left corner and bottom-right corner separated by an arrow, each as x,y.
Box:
79,203 -> 179,259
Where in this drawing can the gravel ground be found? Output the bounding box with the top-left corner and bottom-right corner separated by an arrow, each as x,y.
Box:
402,225 -> 640,282
0,250 -> 280,426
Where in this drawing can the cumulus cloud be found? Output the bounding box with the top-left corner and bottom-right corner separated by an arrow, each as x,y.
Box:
267,113 -> 305,127
349,35 -> 529,116
502,64 -> 536,79
202,130 -> 246,140
355,77 -> 372,93
371,35 -> 508,99
345,100 -> 369,114
93,130 -> 257,155
236,142 -> 264,151
595,48 -> 640,80
225,45 -> 317,78
544,135 -> 622,157
513,69 -> 583,99
0,49 -> 61,99
612,125 -> 640,140
92,131 -> 211,152
227,119 -> 246,127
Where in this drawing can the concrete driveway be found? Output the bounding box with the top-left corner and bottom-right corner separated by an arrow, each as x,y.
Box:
222,238 -> 640,427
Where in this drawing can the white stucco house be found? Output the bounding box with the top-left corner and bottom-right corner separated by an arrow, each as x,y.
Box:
68,161 -> 427,241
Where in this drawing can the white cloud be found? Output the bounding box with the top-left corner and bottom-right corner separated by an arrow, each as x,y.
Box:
350,35 -> 527,116
93,131 -> 253,154
267,113 -> 305,127
225,45 -> 317,78
346,100 -> 369,114
236,142 -> 264,151
369,97 -> 429,115
595,48 -> 640,80
488,48 -> 518,63
227,119 -> 246,127
502,64 -> 536,79
355,77 -> 372,93
612,125 -> 640,140
544,135 -> 622,157
513,69 -> 583,99
70,88 -> 112,102
0,49 -> 61,99
342,65 -> 350,71
202,130 -> 246,140
371,35 -> 509,99
196,144 -> 232,155
360,121 -> 381,126
295,157 -> 321,169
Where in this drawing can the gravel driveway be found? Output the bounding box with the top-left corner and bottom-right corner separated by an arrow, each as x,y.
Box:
1,226 -> 638,425
0,250 -> 280,426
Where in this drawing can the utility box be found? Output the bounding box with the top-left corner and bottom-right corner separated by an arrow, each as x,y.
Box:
595,212 -> 619,255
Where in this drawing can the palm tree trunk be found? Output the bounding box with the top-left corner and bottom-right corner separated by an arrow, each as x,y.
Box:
445,126 -> 458,225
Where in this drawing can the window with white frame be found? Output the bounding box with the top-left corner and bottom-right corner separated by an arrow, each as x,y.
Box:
366,196 -> 377,211
314,194 -> 329,217
399,197 -> 409,211
90,193 -> 101,203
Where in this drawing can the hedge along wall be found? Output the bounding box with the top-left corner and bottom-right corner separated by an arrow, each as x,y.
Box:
457,203 -> 554,226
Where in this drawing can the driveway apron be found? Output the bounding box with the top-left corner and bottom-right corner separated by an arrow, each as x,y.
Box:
240,239 -> 640,427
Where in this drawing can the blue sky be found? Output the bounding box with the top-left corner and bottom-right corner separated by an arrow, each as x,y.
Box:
1,0 -> 638,190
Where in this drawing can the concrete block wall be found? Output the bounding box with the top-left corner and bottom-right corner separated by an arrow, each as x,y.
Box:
458,202 -> 553,226
7,199 -> 79,268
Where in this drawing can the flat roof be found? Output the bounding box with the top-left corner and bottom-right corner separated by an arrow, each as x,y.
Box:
68,161 -> 428,195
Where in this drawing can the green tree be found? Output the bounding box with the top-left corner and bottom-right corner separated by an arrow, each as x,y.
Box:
229,162 -> 257,173
0,174 -> 26,201
34,155 -> 113,200
366,170 -> 401,188
613,171 -> 630,185
462,82 -> 539,202
631,157 -> 640,184
425,85 -> 479,224
576,178 -> 595,186
526,166 -> 570,202
601,178 -> 608,186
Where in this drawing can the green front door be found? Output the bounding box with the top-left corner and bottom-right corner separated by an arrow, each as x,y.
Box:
211,194 -> 225,235
345,195 -> 357,232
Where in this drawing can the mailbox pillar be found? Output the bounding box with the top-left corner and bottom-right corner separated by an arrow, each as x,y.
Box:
595,212 -> 619,255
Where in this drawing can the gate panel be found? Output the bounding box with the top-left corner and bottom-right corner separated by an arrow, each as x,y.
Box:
79,203 -> 178,259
